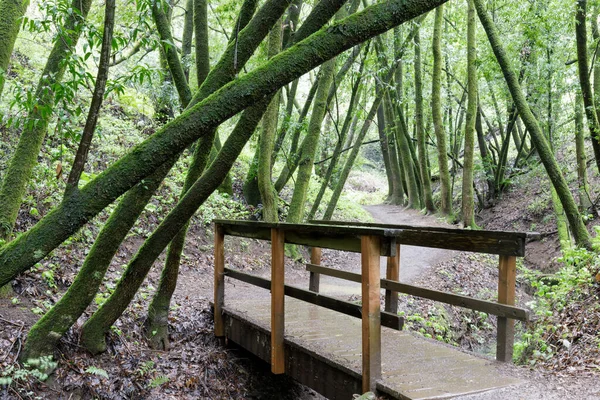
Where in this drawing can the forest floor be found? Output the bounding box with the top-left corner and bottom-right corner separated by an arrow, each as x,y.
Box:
1,179 -> 599,398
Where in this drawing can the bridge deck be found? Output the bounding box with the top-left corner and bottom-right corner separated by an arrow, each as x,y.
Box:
221,284 -> 522,400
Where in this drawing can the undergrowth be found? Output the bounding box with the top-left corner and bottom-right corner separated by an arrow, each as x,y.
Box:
514,244 -> 600,372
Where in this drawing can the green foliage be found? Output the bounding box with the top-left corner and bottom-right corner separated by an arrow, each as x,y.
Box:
514,246 -> 599,364
196,192 -> 250,225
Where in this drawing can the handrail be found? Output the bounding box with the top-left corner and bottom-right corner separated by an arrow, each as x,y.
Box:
305,264 -> 529,321
214,219 -> 528,256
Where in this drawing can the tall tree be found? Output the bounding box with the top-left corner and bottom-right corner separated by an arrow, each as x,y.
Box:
432,5 -> 452,215
413,27 -> 434,212
257,18 -> 283,222
461,0 -> 477,228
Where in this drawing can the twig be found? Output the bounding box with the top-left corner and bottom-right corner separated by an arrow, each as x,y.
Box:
0,314 -> 25,328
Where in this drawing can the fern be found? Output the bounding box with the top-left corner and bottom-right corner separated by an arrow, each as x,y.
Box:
148,375 -> 169,388
85,366 -> 109,379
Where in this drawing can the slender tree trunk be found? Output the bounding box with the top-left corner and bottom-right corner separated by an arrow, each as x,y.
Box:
461,0 -> 477,228
476,106 -> 495,201
258,18 -> 283,222
474,0 -> 592,249
0,0 -> 93,240
432,5 -> 452,215
381,83 -> 405,205
575,91 -> 593,211
65,0 -> 116,194
0,0 -> 451,289
181,0 -> 194,81
575,0 -> 600,174
414,28 -> 434,212
0,0 -> 29,99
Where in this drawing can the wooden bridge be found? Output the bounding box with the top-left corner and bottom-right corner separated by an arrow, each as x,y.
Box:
213,220 -> 533,399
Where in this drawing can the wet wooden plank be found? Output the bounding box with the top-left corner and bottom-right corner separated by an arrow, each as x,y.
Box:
221,294 -> 523,400
305,264 -> 529,321
497,255 -> 517,362
271,228 -> 285,374
361,235 -> 381,393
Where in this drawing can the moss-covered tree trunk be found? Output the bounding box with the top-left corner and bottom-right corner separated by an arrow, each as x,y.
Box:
0,0 -> 451,289
432,5 -> 452,215
0,0 -> 92,240
257,18 -> 283,222
413,28 -> 434,212
0,0 -> 29,99
474,0 -> 592,249
576,0 -> 600,175
461,0 -> 477,228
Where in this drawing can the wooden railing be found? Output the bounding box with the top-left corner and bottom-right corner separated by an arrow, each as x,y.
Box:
213,220 -> 533,393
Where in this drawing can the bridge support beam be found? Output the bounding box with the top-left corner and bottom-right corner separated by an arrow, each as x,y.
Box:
385,242 -> 400,314
271,228 -> 286,374
309,247 -> 322,292
361,235 -> 382,393
496,255 -> 516,362
214,224 -> 225,337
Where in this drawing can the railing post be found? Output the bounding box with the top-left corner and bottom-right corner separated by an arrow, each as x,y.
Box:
497,255 -> 516,362
384,242 -> 400,314
361,235 -> 381,393
271,228 -> 286,374
309,247 -> 322,292
214,223 -> 225,337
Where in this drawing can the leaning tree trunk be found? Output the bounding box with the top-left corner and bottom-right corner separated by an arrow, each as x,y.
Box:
461,0 -> 477,228
0,0 -> 451,289
474,0 -> 592,249
0,0 -> 29,99
0,0 -> 92,240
